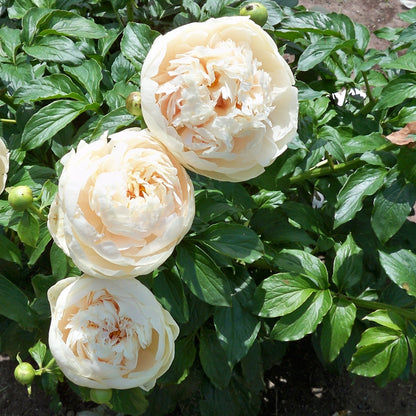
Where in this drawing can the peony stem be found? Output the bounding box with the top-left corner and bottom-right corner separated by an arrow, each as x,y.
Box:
289,141 -> 397,185
338,293 -> 416,321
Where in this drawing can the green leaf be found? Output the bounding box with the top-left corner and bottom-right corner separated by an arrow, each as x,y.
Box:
21,7 -> 53,46
29,340 -> 47,368
274,249 -> 329,287
382,51 -> 416,72
196,223 -> 263,263
21,100 -> 93,150
27,224 -> 51,266
63,59 -> 103,104
50,243 -> 68,280
38,10 -> 107,39
397,22 -> 416,44
320,297 -> 356,363
241,341 -> 264,392
153,268 -> 189,323
120,23 -> 159,71
214,297 -> 261,366
397,147 -> 416,186
371,177 -> 416,243
375,336 -> 408,387
349,326 -> 404,378
374,74 -> 416,110
0,233 -> 22,265
110,388 -> 148,416
298,37 -> 352,72
332,233 -> 363,290
176,244 -> 232,307
23,35 -> 85,65
364,310 -> 406,332
89,107 -> 137,141
160,336 -> 196,384
17,211 -> 39,247
0,275 -> 33,328
14,74 -> 87,103
379,249 -> 416,297
0,27 -> 21,63
270,290 -> 332,341
199,328 -> 232,389
252,272 -> 316,318
334,166 -> 387,228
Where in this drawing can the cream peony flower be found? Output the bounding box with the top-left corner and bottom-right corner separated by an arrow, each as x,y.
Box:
48,275 -> 179,390
0,138 -> 9,194
141,16 -> 298,182
48,128 -> 195,278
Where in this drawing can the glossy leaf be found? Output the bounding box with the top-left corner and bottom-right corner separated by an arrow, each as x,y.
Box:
379,249 -> 416,297
17,211 -> 39,247
199,328 -> 232,389
23,35 -> 85,65
332,233 -> 363,290
270,289 -> 332,341
196,223 -> 263,263
252,272 -> 316,318
153,269 -> 189,323
320,297 -> 357,363
214,297 -> 261,365
274,249 -> 329,287
38,10 -> 107,39
21,100 -> 93,150
335,166 -> 387,228
371,177 -> 416,243
14,74 -> 87,103
176,244 -> 232,307
0,275 -> 33,328
120,23 -> 159,70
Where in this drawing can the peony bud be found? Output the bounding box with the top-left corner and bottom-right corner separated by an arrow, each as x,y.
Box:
90,388 -> 113,404
14,362 -> 36,386
240,3 -> 268,26
8,186 -> 33,211
126,92 -> 142,117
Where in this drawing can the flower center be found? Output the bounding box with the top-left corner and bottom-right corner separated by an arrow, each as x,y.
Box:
154,39 -> 277,156
62,290 -> 152,367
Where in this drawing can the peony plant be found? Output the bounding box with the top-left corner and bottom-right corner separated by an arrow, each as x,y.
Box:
0,1 -> 416,415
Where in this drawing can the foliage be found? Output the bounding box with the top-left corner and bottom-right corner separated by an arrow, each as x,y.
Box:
1,0 -> 416,414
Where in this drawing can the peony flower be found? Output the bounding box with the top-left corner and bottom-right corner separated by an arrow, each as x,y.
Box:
48,275 -> 179,390
141,16 -> 298,182
0,138 -> 9,194
48,128 -> 195,278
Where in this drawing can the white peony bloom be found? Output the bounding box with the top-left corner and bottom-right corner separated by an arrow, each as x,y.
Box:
48,128 -> 195,278
141,16 -> 298,182
0,138 -> 9,194
48,275 -> 179,390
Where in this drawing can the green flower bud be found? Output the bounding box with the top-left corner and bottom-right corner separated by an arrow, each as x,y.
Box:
8,186 -> 33,211
239,2 -> 268,26
126,92 -> 142,117
14,362 -> 36,386
90,388 -> 113,404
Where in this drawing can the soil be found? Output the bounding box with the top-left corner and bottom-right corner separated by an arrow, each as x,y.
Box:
298,0 -> 410,49
0,1 -> 414,415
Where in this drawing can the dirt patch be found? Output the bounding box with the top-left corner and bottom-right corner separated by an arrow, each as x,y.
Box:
298,0 -> 409,49
262,338 -> 416,416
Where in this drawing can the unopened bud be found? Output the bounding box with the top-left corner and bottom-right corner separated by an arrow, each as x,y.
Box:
126,92 -> 142,117
240,3 -> 268,26
7,186 -> 33,211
